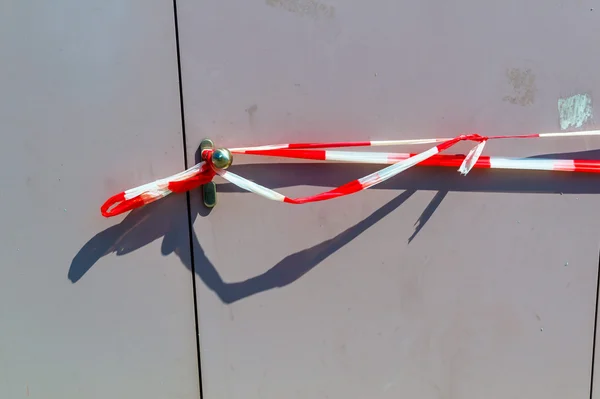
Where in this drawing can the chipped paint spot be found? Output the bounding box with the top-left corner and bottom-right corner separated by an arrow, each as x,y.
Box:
503,68 -> 536,106
266,0 -> 335,19
558,93 -> 593,130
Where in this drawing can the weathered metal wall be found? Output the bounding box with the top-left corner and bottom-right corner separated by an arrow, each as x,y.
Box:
0,1 -> 200,398
177,1 -> 600,398
2,0 -> 600,398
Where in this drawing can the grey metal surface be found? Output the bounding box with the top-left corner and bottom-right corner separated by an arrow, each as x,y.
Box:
177,1 -> 600,398
0,1 -> 199,398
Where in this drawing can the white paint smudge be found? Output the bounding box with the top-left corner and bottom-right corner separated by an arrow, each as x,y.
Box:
558,93 -> 593,130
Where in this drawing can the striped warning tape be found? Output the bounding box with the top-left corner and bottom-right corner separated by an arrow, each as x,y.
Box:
101,130 -> 600,217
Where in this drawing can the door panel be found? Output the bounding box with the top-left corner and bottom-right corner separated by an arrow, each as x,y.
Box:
0,1 -> 200,398
177,1 -> 600,397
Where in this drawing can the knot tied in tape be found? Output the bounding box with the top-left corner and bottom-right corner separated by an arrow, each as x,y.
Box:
100,147 -> 233,217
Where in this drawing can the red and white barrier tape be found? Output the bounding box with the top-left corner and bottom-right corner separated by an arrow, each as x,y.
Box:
101,130 -> 600,217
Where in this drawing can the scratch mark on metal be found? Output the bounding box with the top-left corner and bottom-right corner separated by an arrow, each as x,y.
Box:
245,104 -> 258,116
266,0 -> 335,19
503,68 -> 536,106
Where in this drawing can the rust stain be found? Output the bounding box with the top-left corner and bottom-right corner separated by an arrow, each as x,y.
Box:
266,0 -> 335,19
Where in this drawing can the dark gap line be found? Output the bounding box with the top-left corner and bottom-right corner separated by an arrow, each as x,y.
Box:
172,1 -> 204,398
589,248 -> 600,399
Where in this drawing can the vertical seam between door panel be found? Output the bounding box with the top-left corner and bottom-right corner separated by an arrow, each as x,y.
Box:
172,1 -> 204,398
590,249 -> 600,399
